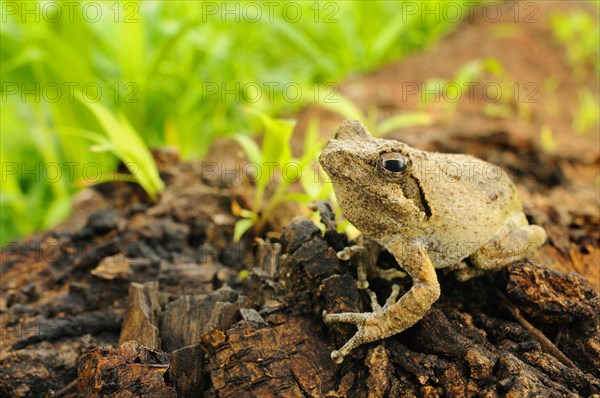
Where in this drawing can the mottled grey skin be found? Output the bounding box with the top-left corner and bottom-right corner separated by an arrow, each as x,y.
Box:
320,120 -> 546,363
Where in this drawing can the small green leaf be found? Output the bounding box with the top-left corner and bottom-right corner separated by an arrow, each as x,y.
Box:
238,208 -> 258,220
233,218 -> 255,242
233,133 -> 263,165
260,115 -> 294,166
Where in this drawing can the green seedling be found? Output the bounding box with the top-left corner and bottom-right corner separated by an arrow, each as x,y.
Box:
232,112 -> 329,241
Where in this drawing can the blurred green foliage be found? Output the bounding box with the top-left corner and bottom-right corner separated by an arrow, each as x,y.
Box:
550,9 -> 599,80
550,9 -> 599,135
1,0 -> 469,243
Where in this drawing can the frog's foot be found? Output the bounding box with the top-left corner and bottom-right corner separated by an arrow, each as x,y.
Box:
322,310 -> 368,364
324,245 -> 440,364
323,287 -> 399,364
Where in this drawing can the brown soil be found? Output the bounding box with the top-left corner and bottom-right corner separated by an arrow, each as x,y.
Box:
1,1 -> 598,397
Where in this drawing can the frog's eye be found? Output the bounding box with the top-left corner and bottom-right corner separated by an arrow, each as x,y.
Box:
379,152 -> 410,173
382,158 -> 407,172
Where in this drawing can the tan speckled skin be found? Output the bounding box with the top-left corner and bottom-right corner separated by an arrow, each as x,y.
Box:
320,120 -> 546,363
320,120 -> 537,269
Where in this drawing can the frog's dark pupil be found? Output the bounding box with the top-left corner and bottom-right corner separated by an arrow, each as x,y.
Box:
383,159 -> 406,172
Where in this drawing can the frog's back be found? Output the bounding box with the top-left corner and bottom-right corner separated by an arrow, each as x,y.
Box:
413,151 -> 522,267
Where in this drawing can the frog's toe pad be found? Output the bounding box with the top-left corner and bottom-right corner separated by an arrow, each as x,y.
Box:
331,350 -> 343,364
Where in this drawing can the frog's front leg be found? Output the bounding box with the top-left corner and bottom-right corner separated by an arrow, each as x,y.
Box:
337,237 -> 406,290
323,239 -> 440,364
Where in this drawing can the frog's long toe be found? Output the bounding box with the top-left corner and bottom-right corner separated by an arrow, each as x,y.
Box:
322,310 -> 368,326
323,310 -> 369,364
329,329 -> 366,364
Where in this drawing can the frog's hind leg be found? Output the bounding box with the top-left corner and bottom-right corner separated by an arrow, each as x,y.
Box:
460,221 -> 546,281
448,260 -> 486,282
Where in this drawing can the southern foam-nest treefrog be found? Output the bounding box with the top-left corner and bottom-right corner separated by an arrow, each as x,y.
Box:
319,120 -> 547,364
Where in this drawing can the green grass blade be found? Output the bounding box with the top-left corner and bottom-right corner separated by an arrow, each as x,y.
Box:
75,95 -> 164,198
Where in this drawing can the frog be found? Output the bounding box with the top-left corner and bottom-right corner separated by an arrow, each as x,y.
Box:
319,120 -> 547,364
